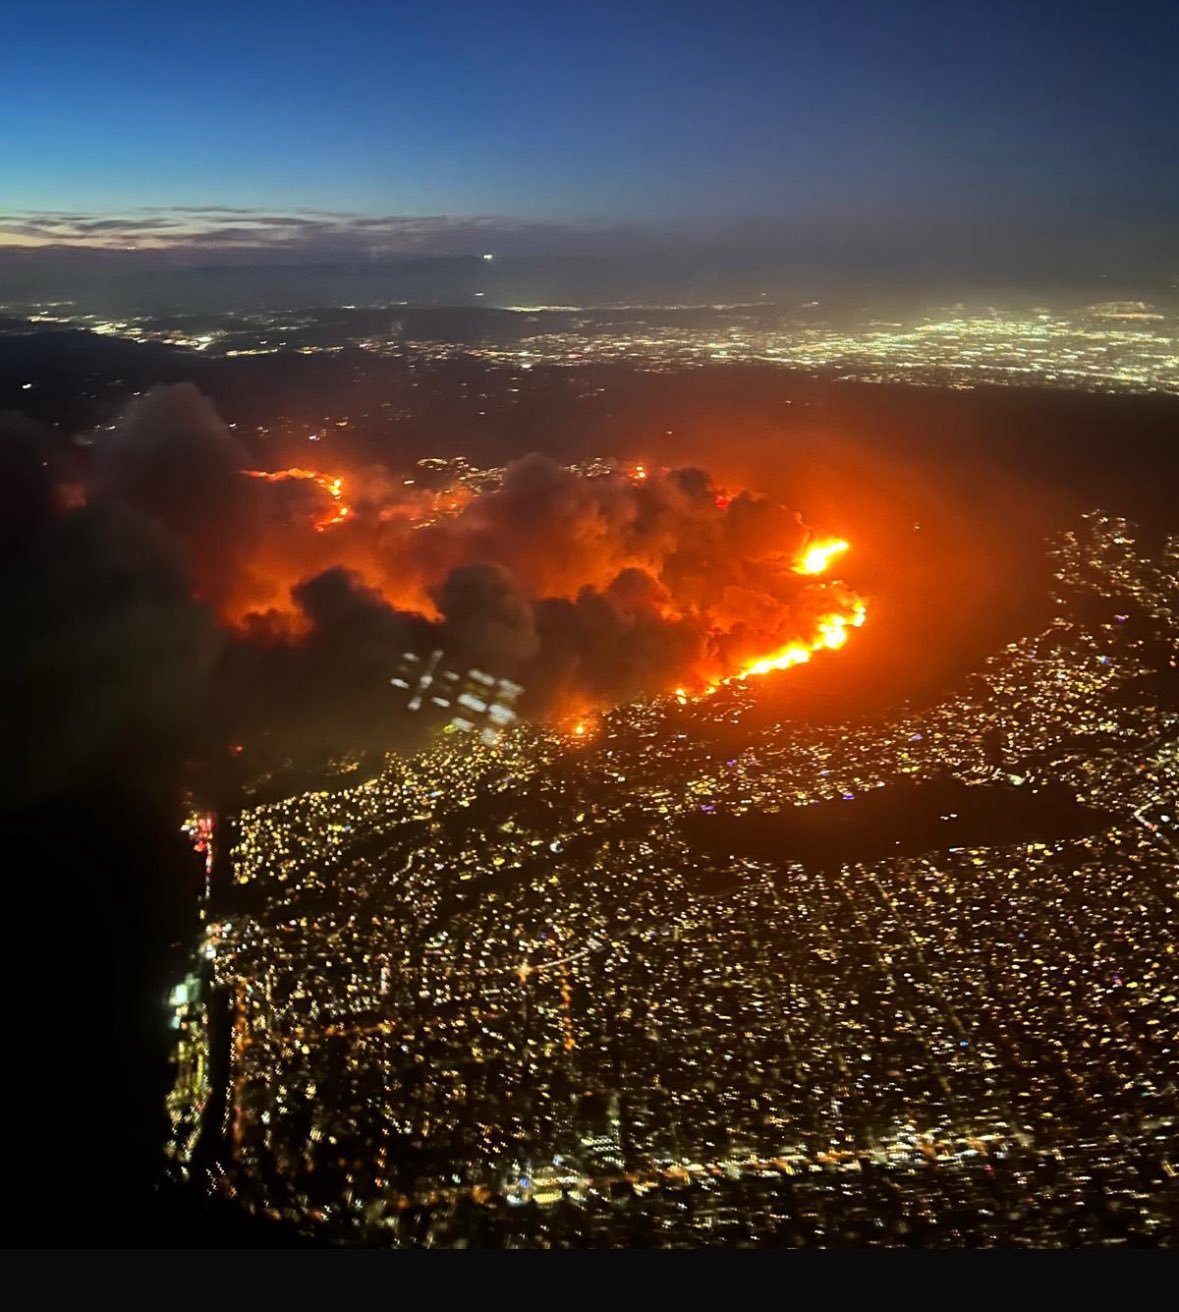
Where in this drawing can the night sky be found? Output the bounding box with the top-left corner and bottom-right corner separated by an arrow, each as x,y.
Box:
2,0 -> 1176,269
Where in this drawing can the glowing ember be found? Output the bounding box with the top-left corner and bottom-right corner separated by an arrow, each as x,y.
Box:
796,537 -> 849,576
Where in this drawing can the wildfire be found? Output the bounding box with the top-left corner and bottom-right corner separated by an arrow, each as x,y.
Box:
712,545 -> 867,688
740,643 -> 813,678
243,468 -> 351,531
229,454 -> 867,719
564,710 -> 599,739
795,537 -> 849,576
736,599 -> 867,681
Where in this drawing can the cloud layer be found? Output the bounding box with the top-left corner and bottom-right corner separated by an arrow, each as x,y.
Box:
0,207 -> 649,263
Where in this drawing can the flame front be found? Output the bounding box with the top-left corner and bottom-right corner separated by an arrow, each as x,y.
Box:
243,467 -> 351,532
236,459 -> 867,725
735,597 -> 867,682
724,542 -> 867,687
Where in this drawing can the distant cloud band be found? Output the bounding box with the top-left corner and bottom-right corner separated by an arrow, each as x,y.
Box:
0,207 -> 646,261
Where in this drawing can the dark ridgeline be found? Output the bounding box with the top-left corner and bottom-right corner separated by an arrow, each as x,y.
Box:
3,783 -> 322,1246
0,406 -> 176,1240
682,775 -> 1114,882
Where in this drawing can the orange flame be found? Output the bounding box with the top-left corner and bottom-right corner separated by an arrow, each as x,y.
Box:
795,537 -> 849,576
231,461 -> 867,717
707,545 -> 867,690
735,599 -> 866,681
243,468 -> 351,532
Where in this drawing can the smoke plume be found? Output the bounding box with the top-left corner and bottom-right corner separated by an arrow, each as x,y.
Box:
5,385 -> 865,798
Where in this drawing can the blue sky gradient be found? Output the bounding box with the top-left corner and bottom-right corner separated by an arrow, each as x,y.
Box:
2,0 -> 1175,265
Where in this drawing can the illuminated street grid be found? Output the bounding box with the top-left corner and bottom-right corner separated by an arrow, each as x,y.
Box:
6,300 -> 1177,395
168,513 -> 1179,1245
465,305 -> 1179,395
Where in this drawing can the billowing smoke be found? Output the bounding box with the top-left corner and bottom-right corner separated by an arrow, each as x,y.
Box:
95,383 -> 258,610
5,384 -> 864,800
435,562 -> 541,667
0,404 -> 221,807
213,567 -> 436,764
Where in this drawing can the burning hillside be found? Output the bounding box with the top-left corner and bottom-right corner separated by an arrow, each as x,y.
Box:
223,449 -> 868,710
16,383 -> 868,780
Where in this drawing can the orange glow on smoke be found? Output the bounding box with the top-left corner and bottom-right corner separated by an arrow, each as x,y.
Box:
226,459 -> 868,717
714,549 -> 868,689
243,468 -> 352,532
795,537 -> 849,576
734,597 -> 867,682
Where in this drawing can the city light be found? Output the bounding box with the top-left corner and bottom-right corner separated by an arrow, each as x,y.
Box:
164,513 -> 1179,1246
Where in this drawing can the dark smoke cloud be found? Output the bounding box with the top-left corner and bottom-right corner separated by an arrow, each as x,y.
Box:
407,451 -> 808,613
0,496 -> 219,807
435,563 -> 540,668
212,568 -> 435,764
95,382 -> 258,609
524,582 -> 706,712
4,384 -> 857,799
